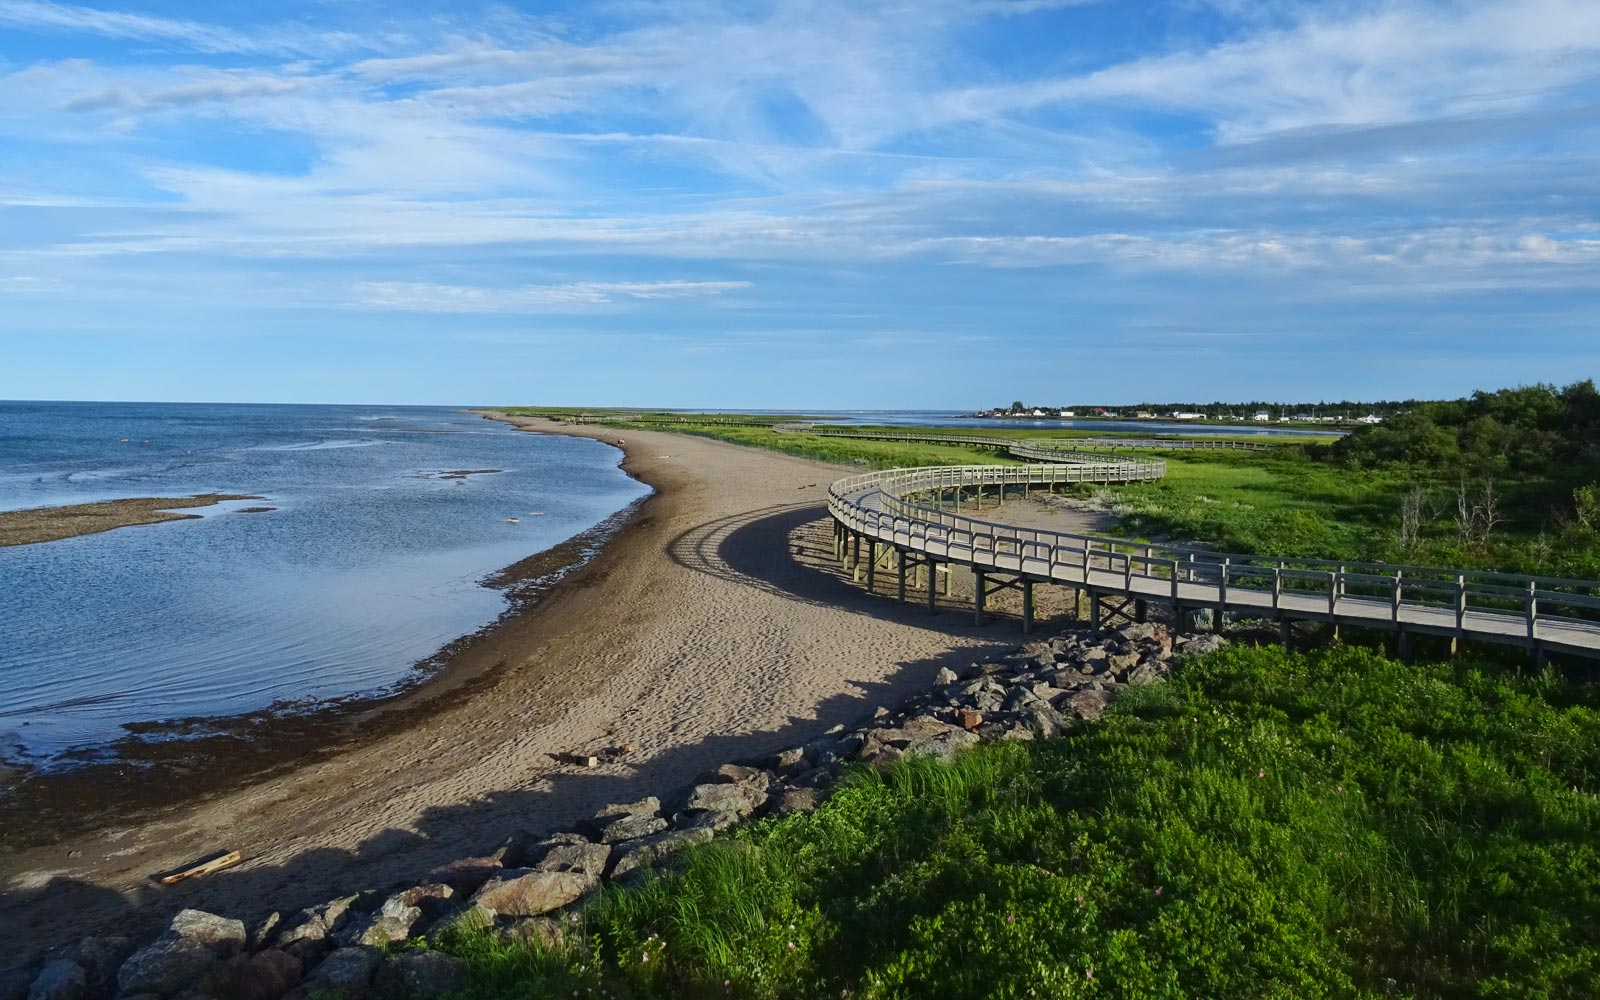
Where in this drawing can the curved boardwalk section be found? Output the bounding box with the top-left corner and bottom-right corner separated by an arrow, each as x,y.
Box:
828,461 -> 1600,663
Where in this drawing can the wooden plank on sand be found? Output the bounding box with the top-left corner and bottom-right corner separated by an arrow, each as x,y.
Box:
159,850 -> 242,885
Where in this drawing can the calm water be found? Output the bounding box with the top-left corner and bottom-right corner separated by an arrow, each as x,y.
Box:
0,402 -> 648,764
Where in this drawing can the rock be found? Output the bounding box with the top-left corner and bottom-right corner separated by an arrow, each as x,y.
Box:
296,946 -> 380,998
169,909 -> 247,956
673,807 -> 743,833
502,917 -> 563,949
1117,623 -> 1162,643
683,781 -> 765,817
2,969 -> 32,1000
1179,633 -> 1227,655
596,813 -> 668,844
1002,687 -> 1039,712
117,938 -> 218,996
770,787 -> 824,815
696,764 -> 767,786
771,746 -> 809,775
1066,689 -> 1113,721
1079,647 -> 1110,670
425,856 -> 503,896
374,951 -> 467,997
609,828 -> 713,881
1126,661 -> 1166,686
1107,651 -> 1141,674
247,951 -> 302,1000
595,795 -> 660,818
276,896 -> 358,951
933,666 -> 959,686
27,960 -> 87,1000
955,708 -> 983,731
70,936 -> 134,992
533,842 -> 611,880
903,727 -> 980,761
1021,703 -> 1070,740
471,869 -> 594,917
250,912 -> 282,951
789,766 -> 834,789
425,903 -> 495,939
338,909 -> 419,948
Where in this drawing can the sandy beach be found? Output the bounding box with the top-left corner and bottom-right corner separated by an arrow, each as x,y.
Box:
0,494 -> 263,548
0,415 -> 1077,954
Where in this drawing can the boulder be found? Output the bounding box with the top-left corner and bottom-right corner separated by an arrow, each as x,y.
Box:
1066,689 -> 1113,721
596,813 -> 668,844
424,903 -> 495,940
683,781 -> 765,817
247,951 -> 302,1000
501,917 -> 563,949
294,946 -> 380,999
250,912 -> 282,951
276,896 -> 358,951
695,764 -> 767,787
374,951 -> 467,997
533,842 -> 611,880
903,728 -> 980,761
169,909 -> 247,956
1106,651 -> 1141,674
955,709 -> 983,731
672,807 -> 743,833
933,666 -> 959,686
425,856 -> 503,896
1021,703 -> 1070,741
770,746 -> 809,775
1179,633 -> 1227,655
70,936 -> 134,993
769,787 -> 823,816
26,960 -> 86,1000
471,869 -> 594,918
595,795 -> 660,818
1126,661 -> 1166,686
117,938 -> 218,996
0,971 -> 31,1000
609,828 -> 713,881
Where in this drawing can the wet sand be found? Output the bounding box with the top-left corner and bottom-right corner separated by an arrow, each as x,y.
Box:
0,415 -> 1080,954
0,495 -> 262,548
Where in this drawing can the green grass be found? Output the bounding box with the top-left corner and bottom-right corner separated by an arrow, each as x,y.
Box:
427,645 -> 1600,999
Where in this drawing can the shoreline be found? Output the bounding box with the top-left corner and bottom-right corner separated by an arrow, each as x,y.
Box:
0,494 -> 264,548
1,414 -> 1060,955
0,430 -> 657,842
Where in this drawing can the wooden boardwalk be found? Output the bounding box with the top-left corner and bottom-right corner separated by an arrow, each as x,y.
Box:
827,461 -> 1600,662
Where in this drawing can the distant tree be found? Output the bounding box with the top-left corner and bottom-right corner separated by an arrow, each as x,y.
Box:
1010,401 -> 1025,414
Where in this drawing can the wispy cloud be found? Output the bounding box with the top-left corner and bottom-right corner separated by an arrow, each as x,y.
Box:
353,279 -> 752,312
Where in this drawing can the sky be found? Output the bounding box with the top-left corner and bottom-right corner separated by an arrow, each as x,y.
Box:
1,0 -> 1598,408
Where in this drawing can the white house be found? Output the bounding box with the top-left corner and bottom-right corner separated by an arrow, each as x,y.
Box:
1358,414 -> 1384,424
1253,411 -> 1271,421
1171,411 -> 1206,420
1058,409 -> 1076,418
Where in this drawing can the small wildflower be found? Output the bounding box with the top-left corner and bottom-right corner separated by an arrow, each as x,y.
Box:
788,941 -> 797,949
642,952 -> 649,963
1006,914 -> 1016,923
1154,887 -> 1163,897
1257,769 -> 1265,778
1086,969 -> 1094,979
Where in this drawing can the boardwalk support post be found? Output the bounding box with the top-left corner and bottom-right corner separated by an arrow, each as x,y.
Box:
1022,579 -> 1034,634
897,550 -> 907,603
974,569 -> 986,625
926,561 -> 939,614
865,539 -> 876,592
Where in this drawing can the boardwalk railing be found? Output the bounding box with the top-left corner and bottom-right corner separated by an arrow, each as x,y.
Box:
829,463 -> 1600,660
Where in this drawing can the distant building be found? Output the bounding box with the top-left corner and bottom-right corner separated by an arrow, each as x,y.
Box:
1135,411 -> 1154,419
1058,409 -> 1076,418
1358,414 -> 1383,424
1253,411 -> 1271,421
1031,408 -> 1049,416
1171,411 -> 1206,420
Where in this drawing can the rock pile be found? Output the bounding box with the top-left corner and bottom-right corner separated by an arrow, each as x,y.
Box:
3,623 -> 1222,1000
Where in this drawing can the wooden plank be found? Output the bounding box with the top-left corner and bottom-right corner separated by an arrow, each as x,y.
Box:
159,850 -> 241,885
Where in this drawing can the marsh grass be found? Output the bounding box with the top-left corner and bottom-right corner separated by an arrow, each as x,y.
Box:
431,646 -> 1600,999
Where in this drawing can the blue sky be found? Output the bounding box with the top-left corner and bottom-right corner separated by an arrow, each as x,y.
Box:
1,0 -> 1597,407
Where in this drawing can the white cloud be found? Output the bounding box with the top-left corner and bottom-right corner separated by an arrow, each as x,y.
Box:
352,279 -> 752,312
0,0 -> 358,56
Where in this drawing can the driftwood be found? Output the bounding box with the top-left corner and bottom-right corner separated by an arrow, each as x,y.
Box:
159,849 -> 242,885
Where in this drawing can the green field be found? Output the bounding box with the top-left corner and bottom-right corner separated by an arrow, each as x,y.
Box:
429,644 -> 1600,999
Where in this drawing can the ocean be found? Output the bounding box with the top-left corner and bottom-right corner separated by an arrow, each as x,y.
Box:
0,402 -> 648,765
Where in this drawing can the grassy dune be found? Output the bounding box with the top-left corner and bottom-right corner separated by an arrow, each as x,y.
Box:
431,645 -> 1600,999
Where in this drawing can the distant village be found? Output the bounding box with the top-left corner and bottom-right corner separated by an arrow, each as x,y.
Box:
970,402 -> 1389,425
